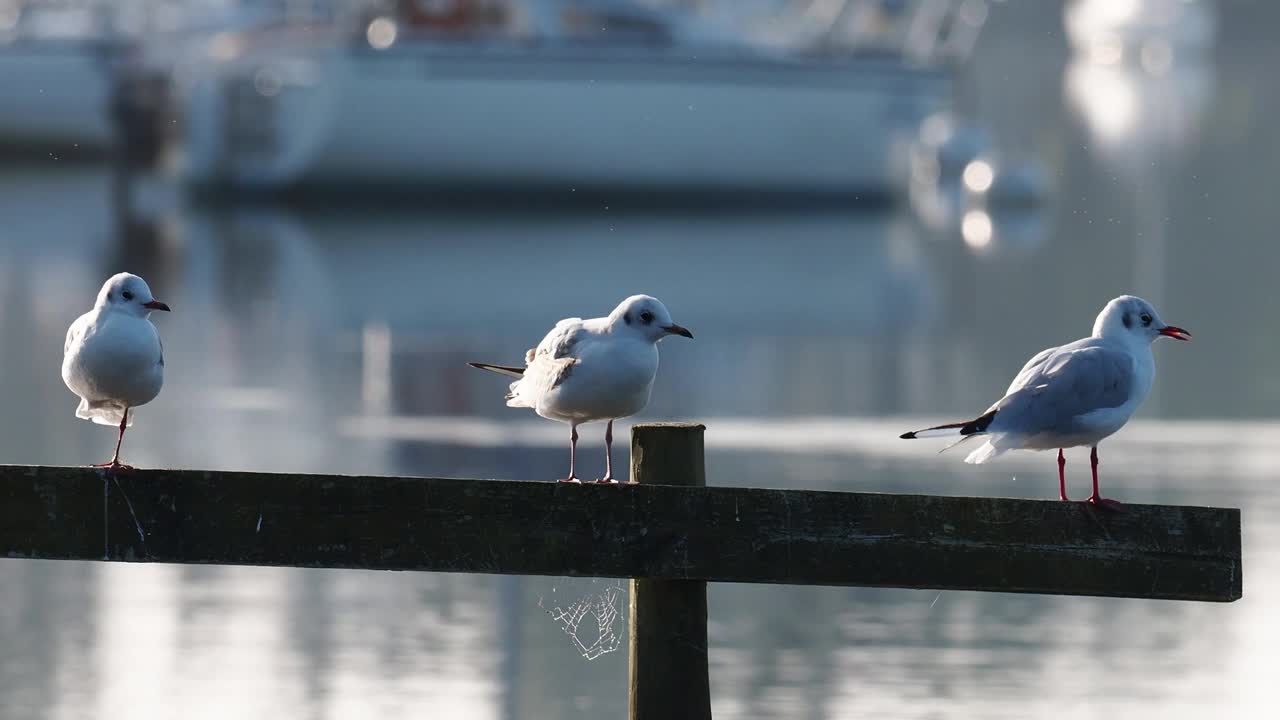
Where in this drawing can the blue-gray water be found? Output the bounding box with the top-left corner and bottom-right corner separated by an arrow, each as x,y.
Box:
2,3 -> 1278,719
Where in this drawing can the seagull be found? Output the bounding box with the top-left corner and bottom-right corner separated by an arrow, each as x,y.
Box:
899,295 -> 1190,509
62,273 -> 170,470
469,295 -> 692,483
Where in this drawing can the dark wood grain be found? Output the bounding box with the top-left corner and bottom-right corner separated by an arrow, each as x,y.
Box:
0,462 -> 1242,601
628,424 -> 712,720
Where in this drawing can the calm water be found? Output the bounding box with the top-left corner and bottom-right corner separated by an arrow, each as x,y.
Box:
2,3 -> 1279,719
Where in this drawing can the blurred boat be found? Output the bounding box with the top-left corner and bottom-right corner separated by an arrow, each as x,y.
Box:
174,0 -> 989,197
0,0 -> 315,161
1064,0 -> 1215,59
0,1 -> 116,156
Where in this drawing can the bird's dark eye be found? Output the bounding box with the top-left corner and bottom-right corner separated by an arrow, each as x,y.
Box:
639,310 -> 654,324
121,291 -> 134,301
1140,313 -> 1152,326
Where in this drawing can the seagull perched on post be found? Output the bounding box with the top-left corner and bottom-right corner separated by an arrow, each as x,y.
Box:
899,295 -> 1190,509
62,273 -> 170,470
469,294 -> 692,483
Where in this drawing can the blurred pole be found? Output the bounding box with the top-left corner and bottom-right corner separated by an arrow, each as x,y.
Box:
104,39 -> 171,276
361,321 -> 393,416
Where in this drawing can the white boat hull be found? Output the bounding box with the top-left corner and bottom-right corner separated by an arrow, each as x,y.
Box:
0,45 -> 113,154
179,44 -> 951,195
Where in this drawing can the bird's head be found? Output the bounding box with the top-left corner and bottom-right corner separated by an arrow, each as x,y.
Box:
97,273 -> 170,317
1093,295 -> 1189,345
608,295 -> 692,343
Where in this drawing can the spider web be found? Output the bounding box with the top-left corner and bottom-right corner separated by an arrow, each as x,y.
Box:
537,578 -> 627,661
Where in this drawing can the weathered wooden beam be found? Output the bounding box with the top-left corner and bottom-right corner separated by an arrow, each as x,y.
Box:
628,424 -> 712,720
0,462 -> 1241,602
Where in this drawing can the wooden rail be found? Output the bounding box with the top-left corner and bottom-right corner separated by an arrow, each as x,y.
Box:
0,467 -> 1241,601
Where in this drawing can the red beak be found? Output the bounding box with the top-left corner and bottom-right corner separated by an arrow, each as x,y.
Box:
143,300 -> 171,312
1158,325 -> 1190,341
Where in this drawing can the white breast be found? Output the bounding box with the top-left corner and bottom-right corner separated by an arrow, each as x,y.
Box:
536,336 -> 658,423
63,310 -> 165,409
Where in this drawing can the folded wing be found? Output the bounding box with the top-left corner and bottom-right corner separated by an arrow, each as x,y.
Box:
507,317 -> 589,408
991,341 -> 1134,437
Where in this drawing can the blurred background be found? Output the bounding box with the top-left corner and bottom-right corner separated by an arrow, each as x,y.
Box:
0,0 -> 1275,718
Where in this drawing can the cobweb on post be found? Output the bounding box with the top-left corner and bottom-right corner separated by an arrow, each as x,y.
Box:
537,578 -> 627,661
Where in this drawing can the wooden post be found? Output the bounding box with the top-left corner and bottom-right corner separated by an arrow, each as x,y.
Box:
628,423 -> 712,720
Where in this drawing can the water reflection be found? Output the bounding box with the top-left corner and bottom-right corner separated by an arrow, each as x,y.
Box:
1062,0 -> 1216,420
906,113 -> 1049,260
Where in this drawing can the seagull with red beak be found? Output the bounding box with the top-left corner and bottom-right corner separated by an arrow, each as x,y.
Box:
900,295 -> 1190,510
469,295 -> 692,483
62,273 -> 170,470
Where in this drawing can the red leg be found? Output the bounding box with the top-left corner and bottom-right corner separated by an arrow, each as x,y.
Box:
91,408 -> 134,472
1057,449 -> 1069,501
1086,446 -> 1124,511
559,424 -> 581,483
596,419 -> 620,484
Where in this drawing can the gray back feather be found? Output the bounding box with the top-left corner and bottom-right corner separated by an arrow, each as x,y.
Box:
991,338 -> 1134,435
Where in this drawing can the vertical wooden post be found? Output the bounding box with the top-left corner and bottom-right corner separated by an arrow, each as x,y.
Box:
628,423 -> 712,720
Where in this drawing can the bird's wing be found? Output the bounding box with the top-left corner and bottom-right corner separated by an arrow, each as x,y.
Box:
527,317 -> 585,363
991,342 -> 1134,435
509,318 -> 589,404
1002,345 -> 1058,396
64,312 -> 91,357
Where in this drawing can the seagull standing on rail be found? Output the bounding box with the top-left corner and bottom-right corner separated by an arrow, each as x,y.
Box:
899,295 -> 1190,509
62,273 -> 170,470
469,294 -> 693,484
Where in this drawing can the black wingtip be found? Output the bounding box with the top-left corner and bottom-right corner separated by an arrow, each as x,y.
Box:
963,409 -> 997,435
900,431 -> 917,440
467,362 -> 485,369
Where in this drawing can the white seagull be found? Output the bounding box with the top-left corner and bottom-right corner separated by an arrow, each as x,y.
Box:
62,273 -> 170,470
900,295 -> 1190,509
469,295 -> 692,483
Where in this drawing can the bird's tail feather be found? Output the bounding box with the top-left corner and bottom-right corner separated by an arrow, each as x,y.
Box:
963,436 -> 1014,464
899,410 -> 997,440
75,398 -> 132,426
468,362 -> 525,379
939,434 -> 983,455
